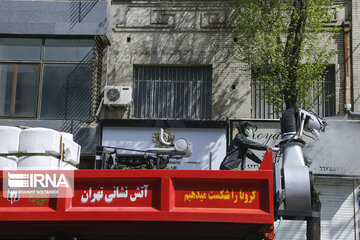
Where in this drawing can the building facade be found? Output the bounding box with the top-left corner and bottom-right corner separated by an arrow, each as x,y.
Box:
0,0 -> 360,239
0,0 -> 357,161
102,0 -> 354,120
0,0 -> 111,167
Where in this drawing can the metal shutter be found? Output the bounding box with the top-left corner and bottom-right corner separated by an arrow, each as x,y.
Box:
275,177 -> 358,240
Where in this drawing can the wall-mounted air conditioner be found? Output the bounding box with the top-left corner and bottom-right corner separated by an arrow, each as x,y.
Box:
104,86 -> 132,106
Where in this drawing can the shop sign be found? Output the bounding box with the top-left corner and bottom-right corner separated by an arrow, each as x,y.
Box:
232,119 -> 360,176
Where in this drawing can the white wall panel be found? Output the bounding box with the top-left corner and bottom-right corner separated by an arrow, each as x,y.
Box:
102,127 -> 226,170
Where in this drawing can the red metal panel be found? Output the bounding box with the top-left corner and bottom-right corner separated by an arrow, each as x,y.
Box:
0,151 -> 274,238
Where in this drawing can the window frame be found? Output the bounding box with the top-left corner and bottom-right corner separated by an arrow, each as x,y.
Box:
0,63 -> 40,118
0,37 -> 95,120
40,63 -> 93,120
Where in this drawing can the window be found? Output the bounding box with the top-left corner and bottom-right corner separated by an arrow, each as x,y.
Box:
41,64 -> 92,119
134,66 -> 212,119
0,38 -> 42,61
41,39 -> 93,119
314,66 -> 336,117
0,64 -> 39,117
0,38 -> 96,120
252,66 -> 336,119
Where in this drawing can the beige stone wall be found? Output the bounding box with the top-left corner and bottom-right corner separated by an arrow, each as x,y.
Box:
102,0 -> 250,120
102,0 -> 349,120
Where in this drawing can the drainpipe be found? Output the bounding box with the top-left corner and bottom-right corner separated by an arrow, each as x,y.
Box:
344,21 -> 360,117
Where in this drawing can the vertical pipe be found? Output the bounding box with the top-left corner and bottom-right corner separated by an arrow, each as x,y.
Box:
344,23 -> 351,108
156,155 -> 160,169
209,151 -> 212,170
344,22 -> 360,116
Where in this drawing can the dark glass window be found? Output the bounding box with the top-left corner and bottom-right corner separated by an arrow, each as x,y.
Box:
41,64 -> 92,119
0,64 -> 39,117
44,39 -> 93,62
0,64 -> 13,116
14,65 -> 39,117
0,38 -> 42,61
317,66 -> 336,117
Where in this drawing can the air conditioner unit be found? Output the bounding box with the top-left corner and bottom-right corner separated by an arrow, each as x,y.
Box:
104,86 -> 132,106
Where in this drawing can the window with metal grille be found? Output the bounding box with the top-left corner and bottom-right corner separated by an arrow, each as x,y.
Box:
252,66 -> 336,119
134,66 -> 212,119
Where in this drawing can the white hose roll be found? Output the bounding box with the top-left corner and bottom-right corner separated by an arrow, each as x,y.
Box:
18,156 -> 59,170
0,126 -> 21,154
19,128 -> 61,155
0,156 -> 17,170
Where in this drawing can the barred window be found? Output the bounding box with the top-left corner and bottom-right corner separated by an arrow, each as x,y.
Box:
252,66 -> 336,119
134,66 -> 212,119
